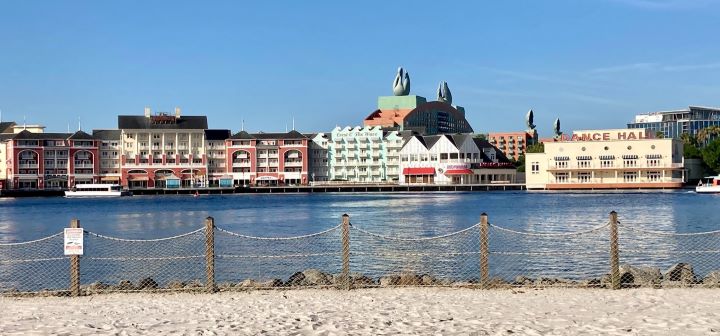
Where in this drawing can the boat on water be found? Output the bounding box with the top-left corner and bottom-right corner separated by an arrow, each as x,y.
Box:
696,176 -> 720,193
64,184 -> 133,198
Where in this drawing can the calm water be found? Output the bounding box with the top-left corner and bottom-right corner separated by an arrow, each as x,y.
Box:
2,191 -> 720,290
2,190 -> 719,241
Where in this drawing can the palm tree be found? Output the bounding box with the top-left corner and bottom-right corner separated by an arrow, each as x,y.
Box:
680,132 -> 697,146
697,126 -> 720,146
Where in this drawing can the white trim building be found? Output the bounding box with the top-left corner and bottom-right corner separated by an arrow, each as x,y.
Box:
399,134 -> 517,184
327,126 -> 403,183
526,129 -> 684,190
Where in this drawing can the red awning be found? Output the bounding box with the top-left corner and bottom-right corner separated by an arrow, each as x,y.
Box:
445,169 -> 473,175
402,167 -> 435,175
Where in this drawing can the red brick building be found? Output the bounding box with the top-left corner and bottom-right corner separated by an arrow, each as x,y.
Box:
226,130 -> 309,186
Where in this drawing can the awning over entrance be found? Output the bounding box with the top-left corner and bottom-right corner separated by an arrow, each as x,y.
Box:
256,176 -> 278,181
402,167 -> 435,175
128,176 -> 149,181
445,169 -> 473,175
100,176 -> 120,181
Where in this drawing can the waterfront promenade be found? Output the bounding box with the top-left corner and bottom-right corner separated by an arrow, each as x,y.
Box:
0,183 -> 526,197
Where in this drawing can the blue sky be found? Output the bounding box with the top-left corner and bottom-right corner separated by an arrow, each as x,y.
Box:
1,0 -> 719,137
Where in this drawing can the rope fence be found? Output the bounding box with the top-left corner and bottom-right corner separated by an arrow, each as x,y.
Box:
2,210 -> 720,296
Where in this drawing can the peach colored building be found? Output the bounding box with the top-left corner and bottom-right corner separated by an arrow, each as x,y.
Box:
487,131 -> 537,161
526,129 -> 685,190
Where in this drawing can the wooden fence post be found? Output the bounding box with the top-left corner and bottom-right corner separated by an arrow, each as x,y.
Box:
341,214 -> 351,290
69,219 -> 81,297
609,211 -> 620,290
205,217 -> 216,293
480,213 -> 489,289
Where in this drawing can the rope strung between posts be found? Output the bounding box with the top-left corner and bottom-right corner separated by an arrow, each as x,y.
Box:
86,255 -> 205,261
84,227 -> 205,242
351,223 -> 481,241
352,251 -> 480,257
215,224 -> 341,240
621,249 -> 720,254
488,221 -> 610,237
217,252 -> 341,259
621,224 -> 720,236
0,232 -> 63,246
489,250 -> 604,256
0,257 -> 69,264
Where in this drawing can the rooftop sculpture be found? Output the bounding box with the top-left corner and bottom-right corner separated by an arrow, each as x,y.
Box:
392,67 -> 411,96
526,109 -> 536,130
437,81 -> 453,105
553,118 -> 563,139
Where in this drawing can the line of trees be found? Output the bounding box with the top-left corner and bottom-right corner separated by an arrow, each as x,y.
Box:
681,127 -> 720,174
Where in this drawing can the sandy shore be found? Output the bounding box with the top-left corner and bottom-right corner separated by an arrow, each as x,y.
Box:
1,288 -> 719,335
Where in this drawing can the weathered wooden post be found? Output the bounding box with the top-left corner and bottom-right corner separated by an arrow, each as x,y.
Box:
341,214 -> 351,290
69,219 -> 81,297
480,213 -> 489,289
205,217 -> 216,293
609,211 -> 620,290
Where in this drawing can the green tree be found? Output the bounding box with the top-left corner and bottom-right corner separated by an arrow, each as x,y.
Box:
697,126 -> 720,146
474,133 -> 488,140
701,138 -> 720,173
684,143 -> 703,159
655,131 -> 664,139
514,155 -> 526,172
680,132 -> 697,146
526,142 -> 545,153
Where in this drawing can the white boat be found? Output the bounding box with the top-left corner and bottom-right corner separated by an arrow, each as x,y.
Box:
696,176 -> 720,193
64,184 -> 132,198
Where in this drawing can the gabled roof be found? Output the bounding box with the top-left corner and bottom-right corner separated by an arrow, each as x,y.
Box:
449,134 -> 471,147
229,131 -> 256,139
68,130 -> 95,140
205,129 -> 231,141
92,129 -> 121,140
118,115 -> 208,129
0,122 -> 16,134
423,135 -> 443,149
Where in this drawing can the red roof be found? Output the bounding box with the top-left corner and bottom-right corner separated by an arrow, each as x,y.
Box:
445,169 -> 473,175
402,167 -> 435,175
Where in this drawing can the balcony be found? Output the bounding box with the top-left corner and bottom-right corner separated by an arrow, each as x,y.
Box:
284,161 -> 303,167
232,162 -> 251,167
74,163 -> 94,169
19,164 -> 39,169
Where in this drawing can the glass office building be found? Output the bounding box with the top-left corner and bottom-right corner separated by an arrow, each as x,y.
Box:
628,106 -> 720,139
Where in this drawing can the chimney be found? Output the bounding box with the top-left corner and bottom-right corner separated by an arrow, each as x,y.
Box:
144,106 -> 151,118
175,107 -> 181,118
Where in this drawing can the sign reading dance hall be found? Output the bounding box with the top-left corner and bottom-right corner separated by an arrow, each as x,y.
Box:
568,129 -> 652,142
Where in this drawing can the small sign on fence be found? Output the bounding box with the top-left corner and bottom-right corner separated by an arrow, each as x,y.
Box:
64,228 -> 84,255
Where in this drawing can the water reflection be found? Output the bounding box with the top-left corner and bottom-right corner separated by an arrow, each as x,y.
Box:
2,191 -> 720,288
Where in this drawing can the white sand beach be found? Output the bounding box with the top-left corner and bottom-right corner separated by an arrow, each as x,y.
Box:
1,288 -> 719,335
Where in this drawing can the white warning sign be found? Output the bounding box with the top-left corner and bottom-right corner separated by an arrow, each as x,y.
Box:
64,228 -> 84,256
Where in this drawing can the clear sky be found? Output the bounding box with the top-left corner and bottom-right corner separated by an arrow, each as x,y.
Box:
1,0 -> 719,137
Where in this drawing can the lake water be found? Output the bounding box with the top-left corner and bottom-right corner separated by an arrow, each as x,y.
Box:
1,191 -> 720,290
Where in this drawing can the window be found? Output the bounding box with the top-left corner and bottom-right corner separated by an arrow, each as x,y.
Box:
531,162 -> 540,174
578,160 -> 591,168
555,173 -> 569,183
623,172 -> 638,182
556,161 -> 568,169
578,172 -> 591,183
601,160 -> 613,168
623,159 -> 637,167
647,159 -> 660,167
647,171 -> 661,181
